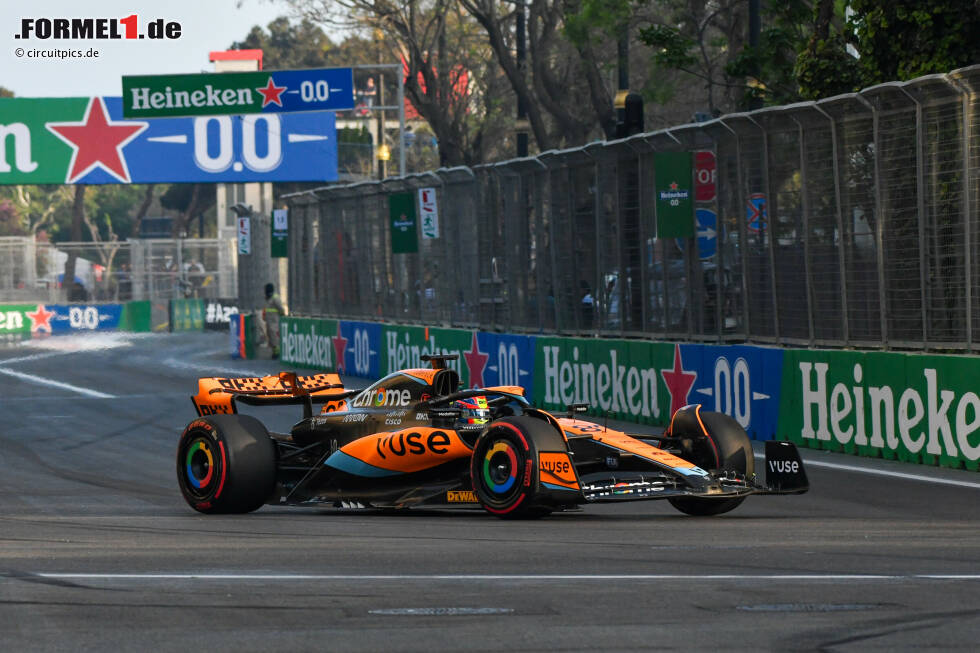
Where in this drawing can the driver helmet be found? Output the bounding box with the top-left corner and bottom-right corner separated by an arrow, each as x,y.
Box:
453,396 -> 490,432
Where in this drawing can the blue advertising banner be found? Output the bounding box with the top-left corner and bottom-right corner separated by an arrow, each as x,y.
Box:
338,320 -> 381,378
41,304 -> 123,333
0,96 -> 337,185
476,332 -> 536,391
680,344 -> 785,440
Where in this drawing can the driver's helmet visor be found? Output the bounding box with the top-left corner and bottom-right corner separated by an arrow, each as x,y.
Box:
454,396 -> 490,430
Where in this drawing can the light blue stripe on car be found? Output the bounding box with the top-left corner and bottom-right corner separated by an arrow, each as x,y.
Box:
324,450 -> 402,477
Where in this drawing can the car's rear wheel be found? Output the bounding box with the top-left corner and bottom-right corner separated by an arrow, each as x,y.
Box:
471,417 -> 552,519
176,415 -> 276,514
668,408 -> 753,516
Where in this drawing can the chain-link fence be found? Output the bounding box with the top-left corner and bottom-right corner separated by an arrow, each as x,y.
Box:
0,237 -> 236,304
280,64 -> 979,351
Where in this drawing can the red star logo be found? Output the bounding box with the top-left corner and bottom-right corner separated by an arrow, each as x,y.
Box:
463,332 -> 489,388
660,344 -> 697,418
26,304 -> 55,333
46,97 -> 147,183
669,181 -> 679,190
332,323 -> 348,373
256,77 -> 287,108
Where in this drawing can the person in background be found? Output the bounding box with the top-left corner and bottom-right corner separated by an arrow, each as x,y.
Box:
263,283 -> 286,358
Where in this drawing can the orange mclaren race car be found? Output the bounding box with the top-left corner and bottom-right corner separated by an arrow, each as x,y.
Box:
178,355 -> 808,518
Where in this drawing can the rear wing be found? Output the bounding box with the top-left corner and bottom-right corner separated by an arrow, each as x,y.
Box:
192,371 -> 354,418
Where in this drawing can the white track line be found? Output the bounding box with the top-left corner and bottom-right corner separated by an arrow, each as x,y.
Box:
30,573 -> 980,581
0,367 -> 115,399
754,452 -> 980,489
802,459 -> 980,489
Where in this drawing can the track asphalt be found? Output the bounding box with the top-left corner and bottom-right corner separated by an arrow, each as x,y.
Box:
0,332 -> 977,651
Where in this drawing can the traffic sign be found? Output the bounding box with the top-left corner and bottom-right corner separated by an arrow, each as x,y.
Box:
122,68 -> 354,119
747,193 -> 767,232
695,150 -> 716,202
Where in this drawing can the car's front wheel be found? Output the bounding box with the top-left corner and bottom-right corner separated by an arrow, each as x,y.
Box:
667,407 -> 754,516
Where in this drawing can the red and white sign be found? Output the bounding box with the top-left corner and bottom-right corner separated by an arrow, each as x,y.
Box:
695,150 -> 716,202
419,187 -> 439,239
237,216 -> 251,255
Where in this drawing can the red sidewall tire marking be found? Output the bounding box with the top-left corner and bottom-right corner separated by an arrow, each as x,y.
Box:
477,421 -> 534,515
214,441 -> 228,499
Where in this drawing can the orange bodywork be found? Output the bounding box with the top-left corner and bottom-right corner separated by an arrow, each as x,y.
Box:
538,452 -> 580,490
339,427 -> 472,474
192,372 -> 346,416
558,418 -> 697,471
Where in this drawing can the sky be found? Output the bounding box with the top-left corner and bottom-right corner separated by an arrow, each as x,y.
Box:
0,0 -> 317,97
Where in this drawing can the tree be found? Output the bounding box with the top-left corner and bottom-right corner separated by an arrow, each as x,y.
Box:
160,184 -> 214,237
0,86 -> 14,98
847,0 -> 980,83
231,16 -> 338,68
636,0 -> 750,114
284,0 -> 508,166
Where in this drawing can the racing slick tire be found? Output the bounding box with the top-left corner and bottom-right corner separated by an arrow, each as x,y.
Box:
471,417 -> 554,519
667,408 -> 754,517
177,415 -> 276,514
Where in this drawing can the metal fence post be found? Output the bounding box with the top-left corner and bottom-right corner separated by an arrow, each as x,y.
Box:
812,104 -> 850,345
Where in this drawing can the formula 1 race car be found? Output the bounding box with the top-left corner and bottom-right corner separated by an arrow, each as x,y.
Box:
178,355 -> 808,518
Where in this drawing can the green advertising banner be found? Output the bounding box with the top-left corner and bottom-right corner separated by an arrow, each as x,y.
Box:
389,193 -> 419,254
779,349 -> 980,471
121,68 -> 355,118
655,151 -> 695,238
0,304 -> 37,336
534,336 -> 676,425
120,301 -> 152,332
382,324 -> 473,384
271,208 -> 288,258
280,316 -> 340,370
170,299 -> 204,332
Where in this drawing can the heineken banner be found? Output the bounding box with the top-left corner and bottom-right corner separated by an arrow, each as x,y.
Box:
271,209 -> 288,258
280,316 -> 340,370
654,151 -> 694,238
338,321 -> 382,378
389,192 -> 419,254
0,302 -> 130,336
383,325 -> 471,381
122,68 -> 355,119
261,314 -> 980,471
0,96 -> 337,184
779,349 -> 980,471
476,331 -> 536,391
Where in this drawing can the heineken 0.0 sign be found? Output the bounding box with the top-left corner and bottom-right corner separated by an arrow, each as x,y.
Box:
0,96 -> 337,184
122,68 -> 355,119
271,208 -> 288,258
655,152 -> 694,238
389,193 -> 418,254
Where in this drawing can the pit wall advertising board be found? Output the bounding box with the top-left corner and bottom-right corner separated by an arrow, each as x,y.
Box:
276,316 -> 979,471
778,349 -> 980,471
0,301 -> 151,336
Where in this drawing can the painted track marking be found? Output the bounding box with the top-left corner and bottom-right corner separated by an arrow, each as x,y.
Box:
27,573 -> 980,581
754,452 -> 980,490
0,367 -> 115,399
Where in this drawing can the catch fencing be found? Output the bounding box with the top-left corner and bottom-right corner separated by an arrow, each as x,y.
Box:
284,65 -> 980,351
0,237 -> 236,305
